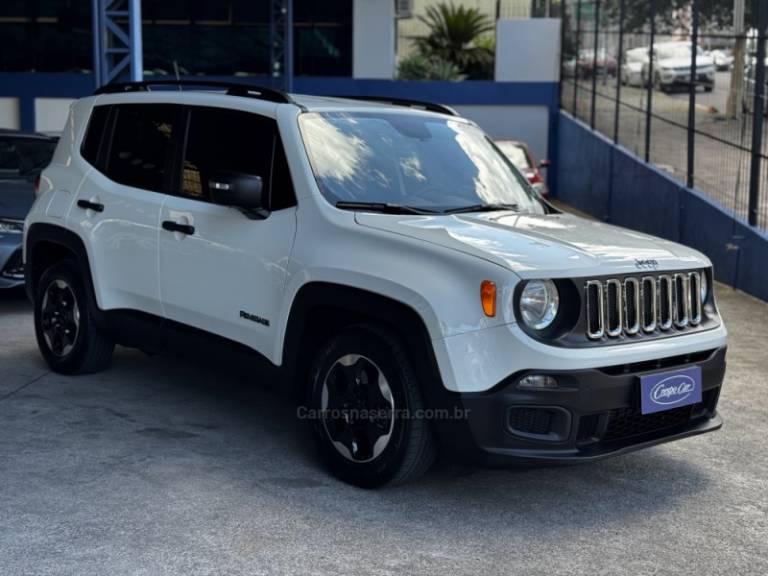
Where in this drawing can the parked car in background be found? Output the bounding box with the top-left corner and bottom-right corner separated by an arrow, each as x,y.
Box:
577,48 -> 618,78
643,42 -> 715,92
0,129 -> 57,289
743,55 -> 768,116
709,49 -> 733,71
621,47 -> 649,87
563,56 -> 577,78
495,140 -> 549,197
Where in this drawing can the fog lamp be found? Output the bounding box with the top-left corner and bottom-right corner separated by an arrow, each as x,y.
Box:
517,374 -> 558,389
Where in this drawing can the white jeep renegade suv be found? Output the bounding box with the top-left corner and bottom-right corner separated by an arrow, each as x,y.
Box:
24,81 -> 727,487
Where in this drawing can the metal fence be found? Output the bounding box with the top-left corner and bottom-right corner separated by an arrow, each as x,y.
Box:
560,0 -> 768,232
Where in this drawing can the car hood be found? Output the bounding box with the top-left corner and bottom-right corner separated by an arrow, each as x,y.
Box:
355,211 -> 708,278
659,55 -> 713,69
0,179 -> 35,220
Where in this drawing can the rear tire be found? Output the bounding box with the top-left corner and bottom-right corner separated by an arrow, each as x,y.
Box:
308,325 -> 436,488
34,260 -> 114,374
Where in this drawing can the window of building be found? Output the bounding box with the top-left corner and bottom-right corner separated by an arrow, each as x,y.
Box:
106,104 -> 179,193
0,0 -> 91,73
0,0 -> 353,75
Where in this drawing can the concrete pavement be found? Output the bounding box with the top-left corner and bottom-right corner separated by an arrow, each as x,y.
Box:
0,285 -> 766,575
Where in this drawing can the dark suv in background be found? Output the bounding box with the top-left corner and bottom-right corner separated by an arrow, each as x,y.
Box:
0,129 -> 57,289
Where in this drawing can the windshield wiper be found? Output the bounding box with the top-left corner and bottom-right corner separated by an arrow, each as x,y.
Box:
441,203 -> 519,214
335,201 -> 439,215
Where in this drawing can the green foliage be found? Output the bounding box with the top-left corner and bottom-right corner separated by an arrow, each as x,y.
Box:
397,53 -> 463,81
413,2 -> 495,79
600,0 -> 747,33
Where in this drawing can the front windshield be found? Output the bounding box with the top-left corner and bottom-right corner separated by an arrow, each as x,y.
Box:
0,137 -> 56,180
298,111 -> 545,214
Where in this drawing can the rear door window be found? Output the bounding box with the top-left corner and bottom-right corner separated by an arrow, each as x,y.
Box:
105,104 -> 180,192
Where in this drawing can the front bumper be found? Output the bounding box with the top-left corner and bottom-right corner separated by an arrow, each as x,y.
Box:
661,72 -> 715,88
437,346 -> 725,466
0,232 -> 24,289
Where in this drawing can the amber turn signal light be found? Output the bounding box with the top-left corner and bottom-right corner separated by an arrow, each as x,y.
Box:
481,280 -> 496,317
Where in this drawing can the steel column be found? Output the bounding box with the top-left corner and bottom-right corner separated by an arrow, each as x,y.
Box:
589,0 -> 601,129
572,0 -> 583,115
91,0 -> 143,88
686,0 -> 700,189
644,0 -> 656,163
748,0 -> 767,226
270,0 -> 294,92
613,0 -> 625,143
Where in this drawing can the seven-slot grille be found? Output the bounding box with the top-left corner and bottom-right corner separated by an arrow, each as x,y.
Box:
585,271 -> 703,340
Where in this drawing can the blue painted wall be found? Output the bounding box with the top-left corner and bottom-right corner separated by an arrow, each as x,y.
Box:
556,111 -> 768,302
0,73 -> 559,125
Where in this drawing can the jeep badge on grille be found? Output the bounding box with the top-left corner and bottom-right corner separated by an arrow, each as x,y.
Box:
635,258 -> 659,270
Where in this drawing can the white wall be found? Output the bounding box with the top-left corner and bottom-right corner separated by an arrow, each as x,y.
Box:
353,0 -> 395,79
0,98 -> 20,130
495,18 -> 561,82
454,105 -> 551,162
34,98 -> 75,133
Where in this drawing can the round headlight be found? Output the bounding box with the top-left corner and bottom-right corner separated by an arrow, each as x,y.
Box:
519,280 -> 559,330
700,272 -> 708,303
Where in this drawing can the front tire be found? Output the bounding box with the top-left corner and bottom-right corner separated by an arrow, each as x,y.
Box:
34,260 -> 114,374
308,326 -> 436,488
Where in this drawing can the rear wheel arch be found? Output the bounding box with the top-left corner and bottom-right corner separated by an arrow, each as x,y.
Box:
26,224 -> 101,317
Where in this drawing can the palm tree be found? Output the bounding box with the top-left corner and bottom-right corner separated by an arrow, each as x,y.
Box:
414,3 -> 495,79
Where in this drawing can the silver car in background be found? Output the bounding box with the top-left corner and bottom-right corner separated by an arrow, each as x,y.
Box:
0,129 -> 57,289
643,41 -> 715,92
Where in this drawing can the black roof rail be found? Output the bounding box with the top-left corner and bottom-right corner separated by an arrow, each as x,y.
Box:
93,80 -> 295,105
334,95 -> 458,116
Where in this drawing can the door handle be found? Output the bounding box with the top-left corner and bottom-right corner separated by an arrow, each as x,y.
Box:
77,199 -> 104,212
162,220 -> 195,235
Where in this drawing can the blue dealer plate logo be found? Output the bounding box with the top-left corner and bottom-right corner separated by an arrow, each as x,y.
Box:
640,366 -> 702,415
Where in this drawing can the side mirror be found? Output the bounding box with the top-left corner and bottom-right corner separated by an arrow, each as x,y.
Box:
208,170 -> 268,219
538,159 -> 552,169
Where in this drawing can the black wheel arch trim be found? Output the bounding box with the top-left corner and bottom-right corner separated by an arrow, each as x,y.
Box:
25,223 -> 118,339
281,282 -> 479,461
23,237 -> 481,462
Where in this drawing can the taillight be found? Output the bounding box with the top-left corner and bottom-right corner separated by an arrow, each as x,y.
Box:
526,170 -> 543,185
33,176 -> 41,197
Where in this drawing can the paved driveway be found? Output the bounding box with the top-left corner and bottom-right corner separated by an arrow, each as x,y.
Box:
0,286 -> 766,575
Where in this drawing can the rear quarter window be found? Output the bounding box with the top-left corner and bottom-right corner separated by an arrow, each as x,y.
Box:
81,105 -> 111,168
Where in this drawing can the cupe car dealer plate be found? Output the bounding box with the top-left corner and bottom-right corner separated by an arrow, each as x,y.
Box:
640,366 -> 702,415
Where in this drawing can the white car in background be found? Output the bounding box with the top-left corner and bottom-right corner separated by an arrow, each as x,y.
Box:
709,49 -> 733,71
621,47 -> 649,87
643,42 -> 716,92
